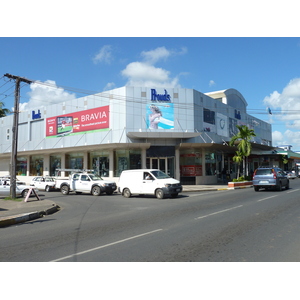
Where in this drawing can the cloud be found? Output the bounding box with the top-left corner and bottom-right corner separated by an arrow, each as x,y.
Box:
93,45 -> 113,64
264,78 -> 300,149
209,80 -> 216,87
19,80 -> 76,111
121,46 -> 186,88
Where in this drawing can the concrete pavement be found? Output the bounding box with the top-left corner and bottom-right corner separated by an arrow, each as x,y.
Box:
0,183 -> 252,227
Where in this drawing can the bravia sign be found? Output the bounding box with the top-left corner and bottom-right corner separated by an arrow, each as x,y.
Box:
46,105 -> 109,138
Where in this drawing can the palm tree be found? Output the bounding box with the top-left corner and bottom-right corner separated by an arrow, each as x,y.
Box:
0,101 -> 11,118
229,125 -> 256,177
232,150 -> 243,178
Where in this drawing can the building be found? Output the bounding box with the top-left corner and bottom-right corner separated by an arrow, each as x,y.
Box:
0,86 -> 273,184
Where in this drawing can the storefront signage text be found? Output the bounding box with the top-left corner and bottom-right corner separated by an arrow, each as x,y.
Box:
32,109 -> 41,120
151,89 -> 171,102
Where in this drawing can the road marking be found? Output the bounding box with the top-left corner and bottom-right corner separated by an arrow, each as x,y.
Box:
257,195 -> 277,202
50,229 -> 163,262
287,189 -> 300,194
194,205 -> 243,220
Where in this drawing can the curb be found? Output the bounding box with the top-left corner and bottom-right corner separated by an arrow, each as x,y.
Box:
0,204 -> 60,228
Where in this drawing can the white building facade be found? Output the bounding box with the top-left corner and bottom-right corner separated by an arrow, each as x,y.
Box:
0,86 -> 272,184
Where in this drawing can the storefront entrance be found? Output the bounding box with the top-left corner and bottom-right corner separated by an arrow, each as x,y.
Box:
146,157 -> 175,178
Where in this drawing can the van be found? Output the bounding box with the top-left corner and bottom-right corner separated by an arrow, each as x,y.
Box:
118,169 -> 182,199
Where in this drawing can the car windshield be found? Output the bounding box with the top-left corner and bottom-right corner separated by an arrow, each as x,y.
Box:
88,174 -> 103,181
150,170 -> 170,179
255,169 -> 273,175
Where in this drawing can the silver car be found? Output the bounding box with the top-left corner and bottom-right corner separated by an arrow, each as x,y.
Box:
252,167 -> 289,191
0,179 -> 39,198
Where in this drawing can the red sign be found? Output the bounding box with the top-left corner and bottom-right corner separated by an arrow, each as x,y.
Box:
46,106 -> 109,137
180,165 -> 202,176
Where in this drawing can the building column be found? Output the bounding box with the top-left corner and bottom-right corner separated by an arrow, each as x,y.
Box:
61,153 -> 66,177
83,152 -> 88,170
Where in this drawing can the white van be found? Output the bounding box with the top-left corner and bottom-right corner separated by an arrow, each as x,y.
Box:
118,169 -> 182,199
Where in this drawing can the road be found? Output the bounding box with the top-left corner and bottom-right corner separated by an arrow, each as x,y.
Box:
1,179 -> 300,262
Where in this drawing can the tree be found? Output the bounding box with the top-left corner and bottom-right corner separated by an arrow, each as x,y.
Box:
0,101 -> 11,118
232,150 -> 243,178
229,125 -> 256,177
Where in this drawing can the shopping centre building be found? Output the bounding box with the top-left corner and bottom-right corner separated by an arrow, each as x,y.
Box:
0,86 -> 275,184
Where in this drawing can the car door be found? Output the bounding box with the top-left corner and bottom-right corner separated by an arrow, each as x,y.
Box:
141,172 -> 156,194
277,169 -> 287,186
75,174 -> 91,192
0,180 -> 10,196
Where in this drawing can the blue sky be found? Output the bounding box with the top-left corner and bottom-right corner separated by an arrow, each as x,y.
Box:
1,37 -> 300,149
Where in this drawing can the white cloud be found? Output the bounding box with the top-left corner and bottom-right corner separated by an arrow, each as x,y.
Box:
93,45 -> 113,64
19,80 -> 76,111
121,46 -> 186,88
209,80 -> 216,87
263,78 -> 300,149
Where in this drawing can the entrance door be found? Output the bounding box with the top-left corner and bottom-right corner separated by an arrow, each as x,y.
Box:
146,157 -> 174,177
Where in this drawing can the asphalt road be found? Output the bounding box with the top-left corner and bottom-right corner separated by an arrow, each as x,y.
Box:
1,179 -> 300,262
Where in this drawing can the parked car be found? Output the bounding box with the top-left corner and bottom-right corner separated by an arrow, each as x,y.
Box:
0,178 -> 39,198
252,167 -> 289,191
285,171 -> 296,180
30,176 -> 56,192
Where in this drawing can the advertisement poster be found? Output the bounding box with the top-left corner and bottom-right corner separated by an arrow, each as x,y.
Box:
46,106 -> 109,138
147,103 -> 174,129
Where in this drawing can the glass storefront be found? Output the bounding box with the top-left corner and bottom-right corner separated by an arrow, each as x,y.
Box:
89,151 -> 109,177
65,153 -> 83,176
205,152 -> 216,175
30,155 -> 43,176
114,149 -> 141,176
17,157 -> 27,176
50,155 -> 61,176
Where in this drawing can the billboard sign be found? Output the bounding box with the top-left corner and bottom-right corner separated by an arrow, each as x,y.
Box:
46,105 -> 109,138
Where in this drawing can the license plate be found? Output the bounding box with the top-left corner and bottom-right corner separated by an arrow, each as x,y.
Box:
176,188 -> 180,192
259,181 -> 268,183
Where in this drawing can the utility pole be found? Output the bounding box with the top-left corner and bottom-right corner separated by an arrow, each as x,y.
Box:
4,74 -> 32,198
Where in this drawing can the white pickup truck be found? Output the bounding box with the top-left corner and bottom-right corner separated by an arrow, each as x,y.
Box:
56,173 -> 117,196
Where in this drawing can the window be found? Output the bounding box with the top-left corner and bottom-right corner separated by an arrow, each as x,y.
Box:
203,108 -> 215,124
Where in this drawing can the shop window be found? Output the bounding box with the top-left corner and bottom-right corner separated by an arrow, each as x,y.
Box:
205,152 -> 216,175
89,151 -> 109,177
66,153 -> 83,176
30,156 -> 44,176
114,150 -> 141,176
180,150 -> 202,177
50,155 -> 61,176
17,157 -> 27,176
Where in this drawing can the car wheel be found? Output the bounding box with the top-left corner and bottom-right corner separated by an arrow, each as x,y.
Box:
155,188 -> 165,199
61,185 -> 70,195
45,185 -> 50,192
277,182 -> 282,191
91,186 -> 101,196
123,188 -> 131,198
254,186 -> 259,192
22,189 -> 29,198
286,181 -> 290,190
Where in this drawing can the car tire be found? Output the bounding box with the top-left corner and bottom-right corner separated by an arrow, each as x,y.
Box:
91,186 -> 101,196
123,188 -> 131,198
254,186 -> 259,192
155,188 -> 165,199
45,185 -> 50,192
285,181 -> 290,190
61,185 -> 70,195
277,182 -> 282,191
22,189 -> 29,198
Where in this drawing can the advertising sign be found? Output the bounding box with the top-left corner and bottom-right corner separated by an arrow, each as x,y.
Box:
146,103 -> 174,129
46,105 -> 109,138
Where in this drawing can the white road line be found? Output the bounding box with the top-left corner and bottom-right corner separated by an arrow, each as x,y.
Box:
50,229 -> 163,262
194,205 -> 243,220
287,189 -> 299,194
257,195 -> 277,202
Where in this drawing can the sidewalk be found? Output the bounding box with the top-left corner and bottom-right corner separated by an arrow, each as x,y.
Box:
0,183 -> 252,227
